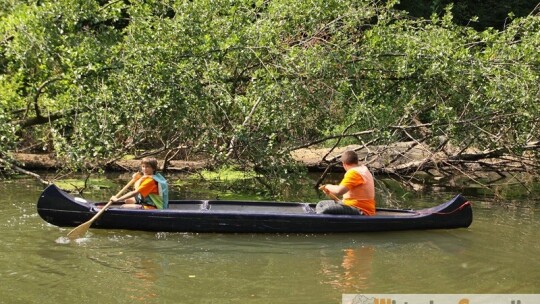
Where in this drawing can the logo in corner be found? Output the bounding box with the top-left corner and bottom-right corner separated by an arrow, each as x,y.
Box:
349,295 -> 376,304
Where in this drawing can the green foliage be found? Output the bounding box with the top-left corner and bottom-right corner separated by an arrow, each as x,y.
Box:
1,0 -> 539,194
395,0 -> 538,30
193,166 -> 256,182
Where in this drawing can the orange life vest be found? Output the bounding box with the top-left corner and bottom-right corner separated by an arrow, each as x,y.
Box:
339,166 -> 376,215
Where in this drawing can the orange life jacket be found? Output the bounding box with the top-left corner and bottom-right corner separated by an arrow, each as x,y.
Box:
340,166 -> 376,215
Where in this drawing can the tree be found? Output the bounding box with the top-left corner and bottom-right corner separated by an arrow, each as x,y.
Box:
1,0 -> 539,196
395,0 -> 539,30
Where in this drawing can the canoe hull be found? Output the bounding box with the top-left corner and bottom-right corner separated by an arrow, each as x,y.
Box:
37,185 -> 472,233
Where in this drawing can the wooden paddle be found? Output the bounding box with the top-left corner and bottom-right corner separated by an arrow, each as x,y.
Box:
67,176 -> 139,240
319,185 -> 342,203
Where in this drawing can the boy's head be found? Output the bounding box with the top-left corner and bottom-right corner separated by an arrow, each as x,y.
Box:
341,150 -> 359,166
141,157 -> 158,172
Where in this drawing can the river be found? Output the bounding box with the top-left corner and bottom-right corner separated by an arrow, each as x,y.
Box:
0,175 -> 539,303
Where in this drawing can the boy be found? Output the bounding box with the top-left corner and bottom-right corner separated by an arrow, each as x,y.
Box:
317,150 -> 376,215
110,157 -> 169,209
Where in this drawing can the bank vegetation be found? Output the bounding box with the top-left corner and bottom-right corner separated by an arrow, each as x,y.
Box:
1,0 -> 539,195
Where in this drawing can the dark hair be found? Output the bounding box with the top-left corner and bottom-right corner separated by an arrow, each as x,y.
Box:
341,150 -> 359,165
141,157 -> 158,171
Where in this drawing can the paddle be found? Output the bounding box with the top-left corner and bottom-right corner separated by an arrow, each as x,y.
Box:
319,185 -> 342,203
67,176 -> 139,240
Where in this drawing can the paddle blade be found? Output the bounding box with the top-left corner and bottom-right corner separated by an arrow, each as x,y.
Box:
67,221 -> 92,240
64,177 -> 138,240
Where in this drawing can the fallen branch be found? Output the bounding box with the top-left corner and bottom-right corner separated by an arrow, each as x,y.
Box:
0,157 -> 50,186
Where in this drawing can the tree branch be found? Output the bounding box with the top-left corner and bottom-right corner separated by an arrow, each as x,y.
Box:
0,157 -> 50,186
30,77 -> 64,119
226,97 -> 263,159
16,111 -> 67,129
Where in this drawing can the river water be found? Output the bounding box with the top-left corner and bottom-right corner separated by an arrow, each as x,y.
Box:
1,176 -> 539,303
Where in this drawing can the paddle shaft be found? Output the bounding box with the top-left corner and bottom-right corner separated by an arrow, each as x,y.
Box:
319,185 -> 342,203
67,176 -> 139,239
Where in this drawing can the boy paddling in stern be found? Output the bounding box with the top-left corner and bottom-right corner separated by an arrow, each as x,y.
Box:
317,150 -> 376,215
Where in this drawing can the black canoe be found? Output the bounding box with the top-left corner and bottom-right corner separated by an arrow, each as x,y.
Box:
37,184 -> 472,233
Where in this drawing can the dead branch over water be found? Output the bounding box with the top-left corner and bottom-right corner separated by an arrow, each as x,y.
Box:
295,121 -> 540,193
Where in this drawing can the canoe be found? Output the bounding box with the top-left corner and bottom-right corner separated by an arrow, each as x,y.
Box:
37,184 -> 472,233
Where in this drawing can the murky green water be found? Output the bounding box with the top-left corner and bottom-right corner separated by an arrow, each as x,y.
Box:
1,176 -> 539,303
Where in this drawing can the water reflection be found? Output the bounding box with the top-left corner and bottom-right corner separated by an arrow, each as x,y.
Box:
81,244 -> 163,303
125,258 -> 159,303
320,246 -> 375,290
315,230 -> 475,294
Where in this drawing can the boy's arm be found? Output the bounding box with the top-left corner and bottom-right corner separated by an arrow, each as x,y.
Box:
111,189 -> 139,202
321,184 -> 348,196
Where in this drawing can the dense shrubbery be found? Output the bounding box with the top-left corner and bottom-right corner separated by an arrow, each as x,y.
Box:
396,0 -> 539,30
1,0 -> 539,192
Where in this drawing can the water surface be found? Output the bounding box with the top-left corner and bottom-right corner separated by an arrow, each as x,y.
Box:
0,178 -> 539,303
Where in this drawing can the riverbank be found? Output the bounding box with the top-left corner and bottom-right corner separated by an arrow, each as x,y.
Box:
11,143 -> 426,173
11,150 -> 350,173
10,139 -> 530,175
11,153 -> 207,172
